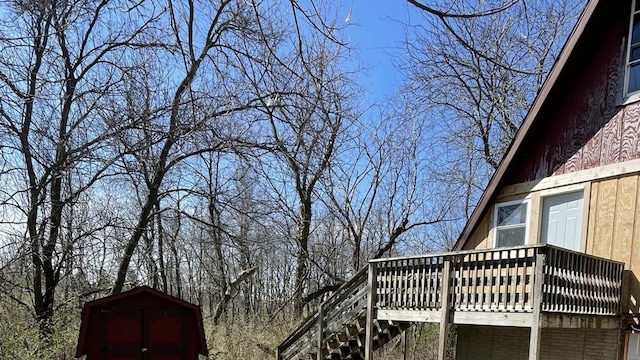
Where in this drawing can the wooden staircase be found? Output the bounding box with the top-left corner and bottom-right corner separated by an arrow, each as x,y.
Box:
281,313 -> 412,360
277,267 -> 413,360
318,317 -> 412,359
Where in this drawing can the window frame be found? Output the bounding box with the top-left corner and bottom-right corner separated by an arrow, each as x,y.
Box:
492,199 -> 531,248
625,0 -> 640,100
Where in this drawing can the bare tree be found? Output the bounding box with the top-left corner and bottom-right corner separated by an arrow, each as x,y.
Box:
397,0 -> 583,247
110,0 -> 282,294
325,108 -> 451,271
246,35 -> 354,314
0,0 -> 162,336
405,0 -> 582,170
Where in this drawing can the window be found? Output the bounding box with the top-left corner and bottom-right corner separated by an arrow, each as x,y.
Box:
493,200 -> 529,248
626,0 -> 640,95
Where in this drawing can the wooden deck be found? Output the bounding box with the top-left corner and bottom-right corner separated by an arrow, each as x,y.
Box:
277,244 -> 624,360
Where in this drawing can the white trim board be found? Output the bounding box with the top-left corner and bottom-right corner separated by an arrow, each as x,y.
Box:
375,309 -> 442,323
498,159 -> 640,198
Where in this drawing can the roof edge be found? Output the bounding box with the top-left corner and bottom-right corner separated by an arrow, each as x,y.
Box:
453,0 -> 602,251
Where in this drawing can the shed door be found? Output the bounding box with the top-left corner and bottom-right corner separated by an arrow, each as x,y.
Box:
146,309 -> 188,360
629,334 -> 640,360
541,191 -> 583,251
100,308 -> 144,360
100,308 -> 187,360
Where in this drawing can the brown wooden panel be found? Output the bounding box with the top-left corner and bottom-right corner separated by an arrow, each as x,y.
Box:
100,308 -> 143,360
105,315 -> 143,344
505,15 -> 638,184
611,175 -> 638,265
563,146 -> 582,175
591,178 -> 617,259
562,67 -> 602,174
550,99 -> 577,177
147,310 -> 184,344
583,57 -> 614,169
604,42 -> 622,118
581,126 -> 602,169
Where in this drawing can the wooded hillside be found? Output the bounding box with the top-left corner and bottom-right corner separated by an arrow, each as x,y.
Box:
0,0 -> 581,358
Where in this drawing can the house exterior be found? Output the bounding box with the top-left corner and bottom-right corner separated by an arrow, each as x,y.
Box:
277,0 -> 640,359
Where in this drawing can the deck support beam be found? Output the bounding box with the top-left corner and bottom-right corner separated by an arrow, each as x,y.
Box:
401,330 -> 407,360
365,262 -> 377,360
528,252 -> 545,360
438,259 -> 452,360
317,303 -> 324,360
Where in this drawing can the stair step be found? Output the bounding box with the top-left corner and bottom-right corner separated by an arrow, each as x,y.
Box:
305,315 -> 413,360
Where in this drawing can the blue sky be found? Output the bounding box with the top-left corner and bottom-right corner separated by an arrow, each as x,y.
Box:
342,1 -> 419,102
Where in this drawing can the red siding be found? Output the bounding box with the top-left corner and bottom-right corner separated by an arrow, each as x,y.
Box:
509,5 -> 640,184
622,104 -> 640,161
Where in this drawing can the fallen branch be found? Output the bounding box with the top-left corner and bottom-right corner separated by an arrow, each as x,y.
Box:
212,267 -> 257,325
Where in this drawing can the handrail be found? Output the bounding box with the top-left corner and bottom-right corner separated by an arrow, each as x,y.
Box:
369,243 -> 548,263
322,265 -> 369,309
373,245 -> 623,315
277,265 -> 369,359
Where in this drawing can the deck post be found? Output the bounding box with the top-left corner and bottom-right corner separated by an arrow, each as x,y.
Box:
365,262 -> 377,360
528,251 -> 545,360
401,330 -> 407,360
317,303 -> 324,360
438,258 -> 452,360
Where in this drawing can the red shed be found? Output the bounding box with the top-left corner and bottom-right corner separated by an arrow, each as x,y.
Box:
76,286 -> 208,360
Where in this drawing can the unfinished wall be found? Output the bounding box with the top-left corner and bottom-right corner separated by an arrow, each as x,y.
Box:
456,325 -> 620,360
586,173 -> 640,275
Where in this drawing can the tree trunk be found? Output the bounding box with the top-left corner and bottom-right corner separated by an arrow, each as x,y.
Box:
293,197 -> 312,316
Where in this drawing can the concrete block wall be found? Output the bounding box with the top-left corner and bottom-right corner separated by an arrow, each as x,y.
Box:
456,325 -> 620,360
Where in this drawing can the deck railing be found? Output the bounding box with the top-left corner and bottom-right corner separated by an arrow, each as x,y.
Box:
277,244 -> 624,360
374,247 -> 537,313
372,244 -> 623,315
541,246 -> 622,314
